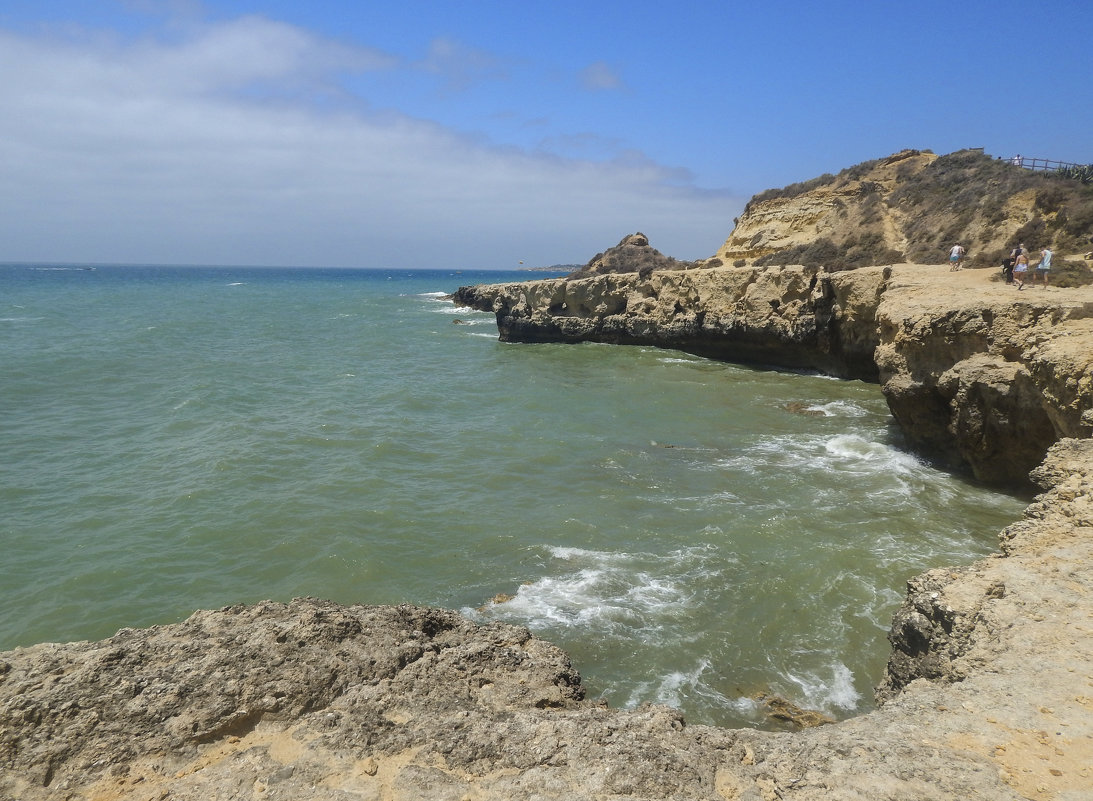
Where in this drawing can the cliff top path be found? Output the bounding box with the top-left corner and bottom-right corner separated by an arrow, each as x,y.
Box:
883,261 -> 1093,308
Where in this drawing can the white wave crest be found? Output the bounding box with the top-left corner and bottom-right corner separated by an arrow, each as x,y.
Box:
778,662 -> 860,713
435,304 -> 492,316
473,545 -> 716,638
800,400 -> 871,418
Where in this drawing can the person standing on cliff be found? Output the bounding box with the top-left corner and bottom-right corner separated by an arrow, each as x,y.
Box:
1013,248 -> 1030,289
949,243 -> 966,271
1033,246 -> 1053,288
1005,243 -> 1025,285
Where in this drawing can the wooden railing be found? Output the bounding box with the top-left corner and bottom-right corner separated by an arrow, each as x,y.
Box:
1007,155 -> 1082,171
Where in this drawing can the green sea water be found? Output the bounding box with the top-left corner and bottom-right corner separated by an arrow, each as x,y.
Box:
0,264 -> 1025,728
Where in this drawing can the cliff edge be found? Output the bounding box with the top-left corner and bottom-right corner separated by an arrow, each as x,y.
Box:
455,263 -> 1093,487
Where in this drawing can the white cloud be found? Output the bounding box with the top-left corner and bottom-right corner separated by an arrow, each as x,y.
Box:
0,18 -> 741,268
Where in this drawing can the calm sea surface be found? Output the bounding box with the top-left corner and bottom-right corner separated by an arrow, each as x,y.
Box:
0,264 -> 1025,728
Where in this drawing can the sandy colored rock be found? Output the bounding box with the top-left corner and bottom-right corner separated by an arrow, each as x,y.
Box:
717,150 -> 940,265
713,148 -> 1093,271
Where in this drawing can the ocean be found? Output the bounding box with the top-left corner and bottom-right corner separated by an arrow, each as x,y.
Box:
0,264 -> 1025,729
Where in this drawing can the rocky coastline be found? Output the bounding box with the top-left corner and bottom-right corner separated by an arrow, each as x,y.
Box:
10,144 -> 1093,798
3,263 -> 1093,799
2,441 -> 1091,800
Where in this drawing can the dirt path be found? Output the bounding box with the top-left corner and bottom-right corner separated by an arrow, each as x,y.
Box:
887,262 -> 1093,299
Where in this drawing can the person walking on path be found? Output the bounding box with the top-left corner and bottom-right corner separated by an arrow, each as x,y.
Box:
949,243 -> 966,271
1013,249 -> 1030,289
1009,243 -> 1027,285
1034,247 -> 1053,288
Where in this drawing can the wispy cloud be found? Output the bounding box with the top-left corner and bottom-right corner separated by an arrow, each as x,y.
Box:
415,36 -> 509,93
580,60 -> 624,91
0,17 -> 739,267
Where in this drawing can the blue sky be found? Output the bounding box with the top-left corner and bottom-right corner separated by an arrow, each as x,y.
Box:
1,0 -> 1090,269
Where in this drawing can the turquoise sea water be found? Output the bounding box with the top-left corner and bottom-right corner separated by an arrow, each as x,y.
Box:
0,264 -> 1025,728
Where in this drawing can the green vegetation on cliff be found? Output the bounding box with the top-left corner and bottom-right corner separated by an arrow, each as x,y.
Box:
887,150 -> 1093,262
728,149 -> 1093,278
575,150 -> 1093,282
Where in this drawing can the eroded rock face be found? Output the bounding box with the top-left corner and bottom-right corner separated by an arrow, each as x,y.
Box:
716,149 -> 936,266
873,267 -> 1093,483
0,602 -> 587,799
456,263 -> 1093,487
455,264 -> 886,381
714,148 -> 1093,271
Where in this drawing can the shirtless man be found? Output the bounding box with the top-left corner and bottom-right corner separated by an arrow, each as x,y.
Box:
948,243 -> 966,271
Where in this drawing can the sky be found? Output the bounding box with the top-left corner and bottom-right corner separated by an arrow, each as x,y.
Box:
1,1 -> 1090,270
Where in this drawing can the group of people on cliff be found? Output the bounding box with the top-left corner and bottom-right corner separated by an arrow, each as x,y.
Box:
1003,243 -> 1052,289
948,242 -> 1053,289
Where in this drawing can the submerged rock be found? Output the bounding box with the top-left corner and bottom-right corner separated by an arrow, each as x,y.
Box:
752,692 -> 835,728
783,401 -> 827,417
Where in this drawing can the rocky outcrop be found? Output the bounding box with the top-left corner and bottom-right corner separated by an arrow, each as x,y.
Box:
873,267 -> 1093,484
455,263 -> 1093,487
0,602 -> 588,800
2,438 -> 1092,799
455,263 -> 887,381
717,150 -> 936,267
566,231 -> 696,278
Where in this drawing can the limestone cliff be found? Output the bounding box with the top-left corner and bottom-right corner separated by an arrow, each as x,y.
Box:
713,149 -> 1093,271
455,263 -> 1093,487
456,263 -> 886,380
